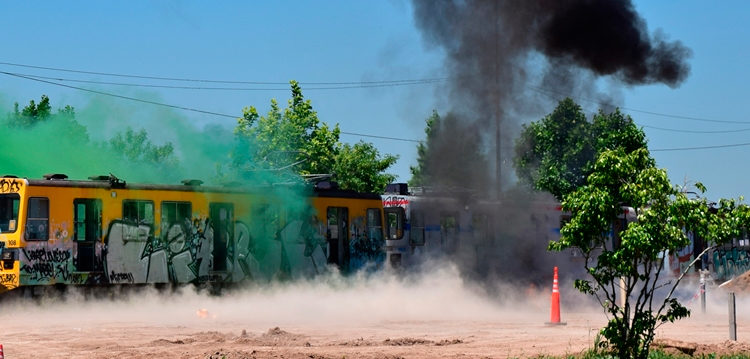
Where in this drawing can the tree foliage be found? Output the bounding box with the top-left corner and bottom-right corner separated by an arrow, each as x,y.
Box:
333,141 -> 397,193
233,81 -> 397,193
514,98 -> 647,200
549,147 -> 748,359
4,95 -> 176,167
108,127 -> 178,167
408,110 -> 438,187
409,110 -> 489,191
12,95 -> 53,127
6,95 -> 86,140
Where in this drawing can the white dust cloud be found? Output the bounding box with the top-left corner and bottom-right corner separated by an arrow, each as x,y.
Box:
0,263 -> 580,330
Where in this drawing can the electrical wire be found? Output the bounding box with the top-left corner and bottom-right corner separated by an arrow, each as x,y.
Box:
2,60 -> 745,125
0,71 -> 423,143
642,124 -> 750,134
4,61 -> 750,148
528,85 -> 750,125
0,61 -> 446,86
651,142 -> 750,152
9,72 -> 443,91
1,71 -> 238,118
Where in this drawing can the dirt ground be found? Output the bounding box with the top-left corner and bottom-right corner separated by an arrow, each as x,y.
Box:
0,271 -> 748,358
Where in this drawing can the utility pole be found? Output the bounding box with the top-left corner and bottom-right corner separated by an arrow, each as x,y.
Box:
494,0 -> 502,200
729,292 -> 737,340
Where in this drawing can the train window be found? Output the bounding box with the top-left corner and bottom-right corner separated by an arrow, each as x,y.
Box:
410,210 -> 425,246
74,199 -> 102,242
161,201 -> 192,227
123,200 -> 154,225
0,193 -> 20,233
384,207 -> 405,240
366,208 -> 383,241
25,197 -> 49,241
327,207 -> 339,239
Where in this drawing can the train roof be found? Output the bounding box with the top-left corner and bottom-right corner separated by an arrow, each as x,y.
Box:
2,174 -> 381,200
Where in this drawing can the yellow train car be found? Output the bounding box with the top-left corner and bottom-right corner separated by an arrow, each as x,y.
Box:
0,174 -> 385,295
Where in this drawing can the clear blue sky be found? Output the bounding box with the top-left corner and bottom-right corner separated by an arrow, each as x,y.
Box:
1,1 -> 748,201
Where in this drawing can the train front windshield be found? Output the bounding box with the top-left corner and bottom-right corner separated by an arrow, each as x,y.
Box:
0,194 -> 20,233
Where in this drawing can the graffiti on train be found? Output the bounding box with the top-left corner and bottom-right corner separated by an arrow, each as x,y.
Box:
0,178 -> 22,193
670,238 -> 694,276
19,247 -> 75,283
712,247 -> 750,281
0,273 -> 17,284
349,215 -> 385,270
104,216 -> 331,284
13,214 -> 383,286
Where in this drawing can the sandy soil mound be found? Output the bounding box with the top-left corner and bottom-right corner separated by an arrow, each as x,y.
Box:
654,338 -> 750,357
719,270 -> 750,294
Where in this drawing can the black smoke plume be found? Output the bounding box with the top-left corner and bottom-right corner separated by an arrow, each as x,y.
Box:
409,0 -> 691,284
538,1 -> 691,86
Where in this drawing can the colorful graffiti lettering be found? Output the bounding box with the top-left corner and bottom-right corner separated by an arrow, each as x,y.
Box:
712,247 -> 750,281
103,215 -> 329,285
670,236 -> 694,276
11,211 -> 367,288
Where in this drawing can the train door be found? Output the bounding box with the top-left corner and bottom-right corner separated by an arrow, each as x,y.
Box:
210,203 -> 234,272
74,199 -> 102,272
326,207 -> 349,269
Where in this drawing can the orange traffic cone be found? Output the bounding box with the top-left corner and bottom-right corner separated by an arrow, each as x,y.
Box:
0,344 -> 5,359
545,266 -> 566,326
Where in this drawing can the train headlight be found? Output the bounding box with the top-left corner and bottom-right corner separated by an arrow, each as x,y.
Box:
1,249 -> 15,270
1,250 -> 12,261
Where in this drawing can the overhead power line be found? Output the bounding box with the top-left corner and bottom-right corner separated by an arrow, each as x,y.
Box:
3,60 -> 746,125
642,124 -> 750,134
0,61 -> 446,86
529,85 -> 750,125
4,61 -> 750,149
0,71 -> 422,143
1,71 -> 237,118
8,72 -> 443,91
651,142 -> 750,152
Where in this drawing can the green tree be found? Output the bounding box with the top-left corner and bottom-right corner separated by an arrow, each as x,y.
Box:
7,95 -> 58,127
549,147 -> 747,359
235,82 -> 340,176
514,98 -> 647,200
5,95 -> 89,143
333,141 -> 397,193
408,110 -> 438,187
17,94 -> 52,126
108,127 -> 177,167
233,81 -> 397,193
408,111 -> 489,191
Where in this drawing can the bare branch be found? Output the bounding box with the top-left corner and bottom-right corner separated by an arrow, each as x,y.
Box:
655,245 -> 715,328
